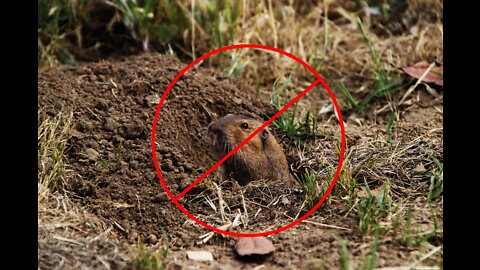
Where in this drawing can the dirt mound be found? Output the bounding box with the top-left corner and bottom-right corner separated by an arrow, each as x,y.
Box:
38,52 -> 303,245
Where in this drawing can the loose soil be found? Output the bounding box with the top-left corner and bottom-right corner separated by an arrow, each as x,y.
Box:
38,52 -> 442,269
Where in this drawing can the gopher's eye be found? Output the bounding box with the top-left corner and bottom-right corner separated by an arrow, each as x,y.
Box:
241,123 -> 249,129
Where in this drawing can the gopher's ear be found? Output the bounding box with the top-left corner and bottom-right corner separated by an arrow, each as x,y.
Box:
260,129 -> 269,141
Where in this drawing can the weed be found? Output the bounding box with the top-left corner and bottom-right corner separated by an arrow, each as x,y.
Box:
96,157 -> 111,169
397,206 -> 441,248
331,18 -> 409,116
295,168 -> 326,209
416,147 -> 443,202
269,76 -> 319,142
356,178 -> 389,235
365,230 -> 379,270
333,233 -> 350,270
332,165 -> 358,203
130,236 -> 169,270
38,0 -> 89,67
271,75 -> 292,111
386,112 -> 395,143
108,0 -> 158,50
131,246 -> 165,270
223,52 -> 249,77
333,230 -> 379,270
357,17 -> 395,90
180,0 -> 243,63
332,79 -> 363,114
330,77 -> 407,116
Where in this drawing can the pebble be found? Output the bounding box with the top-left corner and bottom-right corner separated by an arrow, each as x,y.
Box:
161,159 -> 175,172
85,148 -> 100,161
104,118 -> 118,132
147,234 -> 158,244
186,251 -> 213,262
145,94 -> 161,104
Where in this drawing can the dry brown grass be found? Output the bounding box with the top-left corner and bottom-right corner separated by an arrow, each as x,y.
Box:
38,112 -> 130,269
203,0 -> 444,93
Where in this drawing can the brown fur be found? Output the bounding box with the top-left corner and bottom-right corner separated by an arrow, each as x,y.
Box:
207,114 -> 295,186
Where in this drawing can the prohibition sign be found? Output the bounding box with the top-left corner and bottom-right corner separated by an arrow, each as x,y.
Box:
151,44 -> 346,237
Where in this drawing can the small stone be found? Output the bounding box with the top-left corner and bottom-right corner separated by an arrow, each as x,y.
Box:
85,148 -> 100,161
152,194 -> 169,203
235,237 -> 275,256
145,94 -> 161,104
104,118 -> 118,132
183,163 -> 193,172
161,159 -> 174,172
129,160 -> 139,169
130,231 -> 139,242
172,154 -> 183,164
186,251 -> 213,262
159,148 -> 170,154
147,234 -> 158,244
125,124 -> 142,139
95,99 -> 108,111
88,74 -> 97,81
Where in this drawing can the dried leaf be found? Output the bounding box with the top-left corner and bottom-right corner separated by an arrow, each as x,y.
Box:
346,113 -> 362,126
235,237 -> 275,256
413,162 -> 426,172
358,183 -> 386,198
402,61 -> 443,86
281,196 -> 290,205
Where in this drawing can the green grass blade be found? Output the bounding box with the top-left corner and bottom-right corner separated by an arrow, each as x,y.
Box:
333,233 -> 350,270
386,112 -> 395,143
367,229 -> 379,270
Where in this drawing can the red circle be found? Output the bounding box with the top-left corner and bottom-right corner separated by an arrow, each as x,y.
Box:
151,44 -> 346,237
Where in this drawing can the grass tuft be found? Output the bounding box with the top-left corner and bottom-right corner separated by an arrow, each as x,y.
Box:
397,206 -> 441,248
357,178 -> 390,235
333,230 -> 379,270
331,17 -> 410,116
130,237 -> 169,270
333,233 -> 350,270
417,147 -> 443,202
38,111 -> 73,205
295,168 -> 325,209
270,76 -> 320,142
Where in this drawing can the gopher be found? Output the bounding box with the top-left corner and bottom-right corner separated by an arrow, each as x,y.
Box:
206,114 -> 295,186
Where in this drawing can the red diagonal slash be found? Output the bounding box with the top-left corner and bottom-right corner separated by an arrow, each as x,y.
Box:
174,79 -> 322,200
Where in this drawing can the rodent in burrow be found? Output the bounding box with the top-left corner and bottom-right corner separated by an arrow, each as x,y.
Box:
206,114 -> 295,186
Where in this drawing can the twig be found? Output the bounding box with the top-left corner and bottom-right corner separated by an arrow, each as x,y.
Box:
301,219 -> 352,231
294,200 -> 306,220
213,181 -> 226,222
112,220 -> 126,232
408,245 -> 443,269
53,235 -> 83,246
239,189 -> 249,228
80,104 -> 101,121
